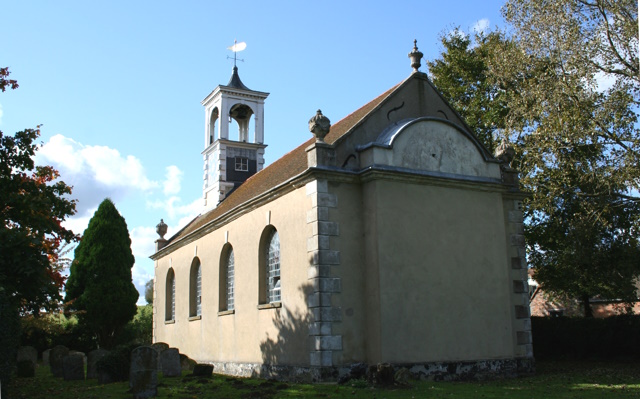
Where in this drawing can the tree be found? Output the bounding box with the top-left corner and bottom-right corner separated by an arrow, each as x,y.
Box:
0,67 -> 77,396
66,198 -> 139,348
428,0 -> 640,316
427,29 -> 510,152
144,278 -> 154,305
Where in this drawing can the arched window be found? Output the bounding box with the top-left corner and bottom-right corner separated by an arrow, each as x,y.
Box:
189,258 -> 202,318
259,226 -> 280,304
165,268 -> 175,321
219,244 -> 235,312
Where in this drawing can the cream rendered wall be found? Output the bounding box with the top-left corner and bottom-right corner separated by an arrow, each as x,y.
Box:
324,181 -> 368,364
363,179 -> 514,363
154,186 -> 312,366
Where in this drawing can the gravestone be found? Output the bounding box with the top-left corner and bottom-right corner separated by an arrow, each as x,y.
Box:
63,353 -> 85,381
160,348 -> 181,377
17,346 -> 37,368
151,342 -> 169,372
192,364 -> 213,378
42,349 -> 51,366
50,345 -> 69,378
180,353 -> 196,372
130,346 -> 158,399
69,350 -> 87,368
87,349 -> 109,379
16,360 -> 35,378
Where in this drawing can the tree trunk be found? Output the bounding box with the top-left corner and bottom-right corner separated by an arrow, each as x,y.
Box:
582,294 -> 593,317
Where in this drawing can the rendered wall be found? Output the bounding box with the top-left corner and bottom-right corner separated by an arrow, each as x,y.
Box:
362,178 -> 514,363
154,187 -> 312,366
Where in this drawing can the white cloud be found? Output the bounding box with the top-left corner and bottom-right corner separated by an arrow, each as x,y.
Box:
36,134 -> 159,217
163,165 -> 183,195
147,196 -> 202,223
472,19 -> 490,34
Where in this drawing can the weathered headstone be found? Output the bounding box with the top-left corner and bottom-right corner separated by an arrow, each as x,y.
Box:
16,360 -> 35,378
130,346 -> 158,399
69,350 -> 87,368
180,353 -> 196,372
87,349 -> 109,379
63,353 -> 85,381
50,345 -> 69,378
192,363 -> 213,378
17,346 -> 37,368
160,348 -> 181,377
151,342 -> 169,371
42,349 -> 51,366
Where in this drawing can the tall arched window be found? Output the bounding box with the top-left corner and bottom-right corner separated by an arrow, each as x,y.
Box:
165,268 -> 175,321
219,244 -> 235,312
259,226 -> 280,305
189,258 -> 202,318
267,230 -> 281,303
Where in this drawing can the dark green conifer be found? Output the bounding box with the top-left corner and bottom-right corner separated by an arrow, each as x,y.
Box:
66,198 -> 139,348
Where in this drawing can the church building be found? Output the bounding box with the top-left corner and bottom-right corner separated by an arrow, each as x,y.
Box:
150,41 -> 534,381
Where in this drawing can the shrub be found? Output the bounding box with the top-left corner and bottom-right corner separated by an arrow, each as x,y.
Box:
96,343 -> 139,383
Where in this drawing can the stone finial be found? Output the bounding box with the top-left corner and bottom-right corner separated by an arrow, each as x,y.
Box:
408,39 -> 423,72
494,137 -> 516,167
156,219 -> 168,239
308,110 -> 331,143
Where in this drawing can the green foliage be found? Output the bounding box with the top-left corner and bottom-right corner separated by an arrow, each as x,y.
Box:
532,315 -> 640,360
118,305 -> 153,346
0,291 -> 20,398
145,278 -> 154,304
0,67 -> 77,398
96,343 -> 138,382
428,0 -> 640,316
427,29 -> 509,152
65,198 -> 139,348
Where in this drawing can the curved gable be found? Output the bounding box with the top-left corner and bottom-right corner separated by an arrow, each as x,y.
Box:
358,118 -> 501,180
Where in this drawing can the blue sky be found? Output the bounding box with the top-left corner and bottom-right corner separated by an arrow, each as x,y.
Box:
1,0 -> 506,302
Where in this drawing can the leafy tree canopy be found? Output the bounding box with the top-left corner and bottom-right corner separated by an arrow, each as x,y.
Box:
66,198 -> 139,348
0,68 -> 77,315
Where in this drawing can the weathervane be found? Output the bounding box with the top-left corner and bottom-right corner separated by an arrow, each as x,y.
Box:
227,39 -> 247,67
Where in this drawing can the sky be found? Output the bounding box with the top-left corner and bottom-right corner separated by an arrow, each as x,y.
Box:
1,0 -> 507,303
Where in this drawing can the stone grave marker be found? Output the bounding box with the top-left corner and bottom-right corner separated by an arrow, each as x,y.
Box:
63,353 -> 85,381
42,349 -> 51,366
50,345 -> 69,378
151,342 -> 169,372
160,348 -> 181,377
130,346 -> 158,399
87,349 -> 109,379
16,360 -> 35,378
192,364 -> 213,378
17,346 -> 37,368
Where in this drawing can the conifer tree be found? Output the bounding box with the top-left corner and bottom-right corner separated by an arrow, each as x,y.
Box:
66,198 -> 139,347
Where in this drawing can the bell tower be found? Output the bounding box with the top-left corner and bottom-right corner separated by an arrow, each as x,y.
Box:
201,64 -> 269,209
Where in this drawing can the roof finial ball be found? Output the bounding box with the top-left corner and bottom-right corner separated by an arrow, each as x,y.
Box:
408,39 -> 423,72
308,109 -> 331,143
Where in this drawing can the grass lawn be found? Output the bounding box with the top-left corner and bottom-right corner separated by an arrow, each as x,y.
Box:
9,360 -> 640,398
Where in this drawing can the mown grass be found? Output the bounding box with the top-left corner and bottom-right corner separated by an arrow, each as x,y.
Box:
9,360 -> 640,398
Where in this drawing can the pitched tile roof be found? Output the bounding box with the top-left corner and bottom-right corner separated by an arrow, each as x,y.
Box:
168,82 -> 401,244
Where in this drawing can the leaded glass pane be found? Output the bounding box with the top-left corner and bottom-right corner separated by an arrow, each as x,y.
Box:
267,230 -> 281,303
170,273 -> 175,320
227,249 -> 235,310
196,264 -> 201,316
